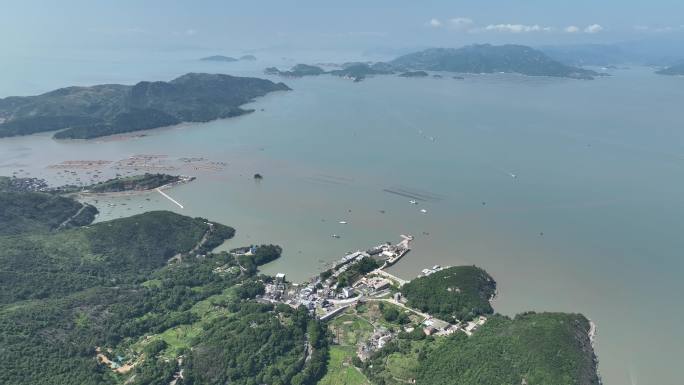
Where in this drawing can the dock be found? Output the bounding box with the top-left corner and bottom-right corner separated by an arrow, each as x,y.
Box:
380,234 -> 413,268
372,269 -> 409,287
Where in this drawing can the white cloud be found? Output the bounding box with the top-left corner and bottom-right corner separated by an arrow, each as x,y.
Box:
565,26 -> 580,33
484,24 -> 552,33
428,18 -> 442,28
448,17 -> 474,31
584,24 -> 603,34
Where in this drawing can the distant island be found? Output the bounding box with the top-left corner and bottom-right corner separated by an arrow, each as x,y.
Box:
398,70 -> 429,78
390,44 -> 601,79
266,62 -> 394,82
264,44 -> 601,83
0,73 -> 290,139
200,54 -> 257,62
200,55 -> 238,62
656,62 -> 684,75
265,63 -> 326,77
328,63 -> 393,81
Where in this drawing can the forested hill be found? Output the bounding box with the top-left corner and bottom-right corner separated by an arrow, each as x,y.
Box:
0,207 -> 233,304
0,191 -> 97,235
401,265 -> 496,322
362,312 -> 600,385
390,44 -> 600,79
0,191 -> 329,385
0,73 -> 291,139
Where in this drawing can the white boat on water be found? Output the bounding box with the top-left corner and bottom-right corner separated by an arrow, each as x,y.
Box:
420,209 -> 428,213
409,200 -> 418,205
338,221 -> 347,224
331,234 -> 340,238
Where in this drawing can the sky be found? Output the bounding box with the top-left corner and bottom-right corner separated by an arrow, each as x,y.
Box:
1,0 -> 683,57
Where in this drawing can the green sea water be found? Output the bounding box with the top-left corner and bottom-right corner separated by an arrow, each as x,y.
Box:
1,54 -> 682,385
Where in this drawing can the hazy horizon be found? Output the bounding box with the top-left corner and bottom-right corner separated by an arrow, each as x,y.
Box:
3,0 -> 684,57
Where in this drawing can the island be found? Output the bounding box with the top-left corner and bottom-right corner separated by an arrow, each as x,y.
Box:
0,187 -> 601,385
328,63 -> 394,82
398,70 -> 429,78
265,63 -> 326,77
84,173 -> 191,193
389,44 -> 600,79
239,54 -> 257,61
0,73 -> 291,139
200,55 -> 238,62
656,62 -> 684,75
261,44 -> 599,84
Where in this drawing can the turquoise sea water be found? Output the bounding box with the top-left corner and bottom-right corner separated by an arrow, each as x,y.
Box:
1,53 -> 683,385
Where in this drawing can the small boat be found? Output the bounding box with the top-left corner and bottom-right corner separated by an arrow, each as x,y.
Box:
331,234 -> 340,239
338,221 -> 348,224
409,200 -> 418,205
420,209 -> 428,214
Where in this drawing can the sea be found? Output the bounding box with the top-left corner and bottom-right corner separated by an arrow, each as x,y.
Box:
1,50 -> 683,385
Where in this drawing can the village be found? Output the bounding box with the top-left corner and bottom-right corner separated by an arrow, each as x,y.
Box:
257,235 -> 488,361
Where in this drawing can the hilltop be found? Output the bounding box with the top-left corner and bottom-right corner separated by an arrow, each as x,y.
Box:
401,266 -> 496,322
0,73 -> 290,139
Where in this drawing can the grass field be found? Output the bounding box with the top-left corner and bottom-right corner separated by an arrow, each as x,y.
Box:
317,346 -> 371,385
329,313 -> 374,346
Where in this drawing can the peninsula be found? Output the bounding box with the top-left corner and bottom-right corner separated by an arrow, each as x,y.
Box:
0,188 -> 601,385
0,73 -> 291,139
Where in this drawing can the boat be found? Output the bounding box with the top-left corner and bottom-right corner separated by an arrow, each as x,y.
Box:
338,221 -> 347,224
420,209 -> 428,213
331,234 -> 340,239
409,200 -> 418,205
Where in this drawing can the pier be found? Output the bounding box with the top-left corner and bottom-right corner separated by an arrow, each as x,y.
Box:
156,188 -> 184,209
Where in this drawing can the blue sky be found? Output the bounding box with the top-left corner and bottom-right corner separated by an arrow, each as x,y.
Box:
2,0 -> 683,55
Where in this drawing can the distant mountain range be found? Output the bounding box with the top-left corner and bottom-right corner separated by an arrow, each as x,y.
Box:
656,62 -> 684,75
540,39 -> 684,68
540,44 -> 631,67
390,44 -> 600,79
0,73 -> 290,139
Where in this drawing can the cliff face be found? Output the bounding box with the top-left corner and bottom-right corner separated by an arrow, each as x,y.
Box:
0,73 -> 291,139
